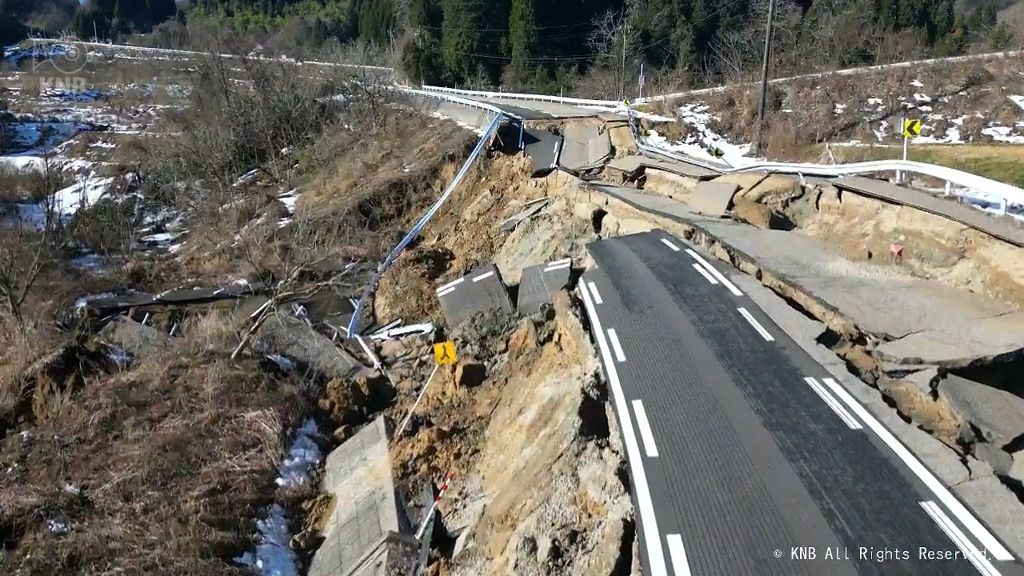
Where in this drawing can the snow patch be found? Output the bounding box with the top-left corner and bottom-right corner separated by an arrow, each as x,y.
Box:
52,176 -> 116,216
1009,95 -> 1024,111
910,79 -> 924,88
236,419 -> 324,576
275,419 -> 322,489
983,125 -> 1024,144
234,505 -> 299,576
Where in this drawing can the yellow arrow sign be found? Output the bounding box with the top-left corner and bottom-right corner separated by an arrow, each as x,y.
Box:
433,341 -> 457,366
903,119 -> 922,138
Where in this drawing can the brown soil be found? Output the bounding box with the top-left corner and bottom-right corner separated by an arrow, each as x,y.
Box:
385,296 -> 633,575
791,183 -> 1024,307
375,154 -> 585,326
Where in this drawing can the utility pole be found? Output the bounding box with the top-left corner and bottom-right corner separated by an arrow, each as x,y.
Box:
754,0 -> 777,155
620,21 -> 629,101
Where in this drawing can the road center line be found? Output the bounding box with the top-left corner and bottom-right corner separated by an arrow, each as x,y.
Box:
660,238 -> 681,252
803,377 -> 862,430
607,329 -> 627,363
666,534 -> 693,576
579,283 -> 669,576
472,271 -> 495,283
631,400 -> 659,457
684,249 -> 744,296
691,263 -> 719,285
737,307 -> 775,342
436,286 -> 457,297
820,377 -> 1014,562
587,281 -> 604,304
920,501 -> 1001,576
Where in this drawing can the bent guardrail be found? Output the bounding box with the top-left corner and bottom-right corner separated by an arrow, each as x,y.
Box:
636,140 -> 1024,217
346,113 -> 505,336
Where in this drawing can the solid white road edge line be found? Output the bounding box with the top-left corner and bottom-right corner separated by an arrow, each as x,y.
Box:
436,277 -> 464,293
920,501 -> 1002,576
546,258 -> 572,268
588,281 -> 604,304
820,377 -> 1014,562
579,284 -> 670,576
632,400 -> 660,457
666,534 -> 693,576
660,238 -> 681,252
685,248 -> 744,296
544,262 -> 572,272
691,263 -> 719,285
472,270 -> 495,283
607,329 -> 627,363
737,307 -> 775,342
803,377 -> 862,430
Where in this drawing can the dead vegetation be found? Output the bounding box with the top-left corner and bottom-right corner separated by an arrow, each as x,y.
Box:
0,309 -> 314,575
0,50 -> 445,574
675,54 -> 1024,160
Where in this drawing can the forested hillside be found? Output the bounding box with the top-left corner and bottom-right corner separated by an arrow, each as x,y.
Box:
2,0 -> 1020,95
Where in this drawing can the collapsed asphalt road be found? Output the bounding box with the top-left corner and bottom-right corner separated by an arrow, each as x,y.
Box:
579,230 -> 1024,576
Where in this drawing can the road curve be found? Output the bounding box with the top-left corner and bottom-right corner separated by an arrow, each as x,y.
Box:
579,230 -> 1023,576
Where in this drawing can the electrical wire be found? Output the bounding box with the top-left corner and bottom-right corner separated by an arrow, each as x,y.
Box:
425,0 -> 754,64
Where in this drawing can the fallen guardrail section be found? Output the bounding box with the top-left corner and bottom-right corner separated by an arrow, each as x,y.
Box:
346,112 -> 506,336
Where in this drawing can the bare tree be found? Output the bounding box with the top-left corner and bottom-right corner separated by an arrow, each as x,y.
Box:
0,156 -> 60,324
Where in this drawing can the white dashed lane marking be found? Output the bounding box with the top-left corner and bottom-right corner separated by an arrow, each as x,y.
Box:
737,307 -> 775,342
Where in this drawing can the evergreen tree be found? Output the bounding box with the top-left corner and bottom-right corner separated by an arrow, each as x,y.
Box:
441,0 -> 485,82
506,0 -> 535,80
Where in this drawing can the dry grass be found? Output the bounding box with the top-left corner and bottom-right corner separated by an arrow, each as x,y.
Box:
0,309 -> 314,575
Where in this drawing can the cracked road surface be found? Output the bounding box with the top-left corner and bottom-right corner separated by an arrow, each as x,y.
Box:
579,230 -> 1023,576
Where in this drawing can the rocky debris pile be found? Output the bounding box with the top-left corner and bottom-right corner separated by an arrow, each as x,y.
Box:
375,294 -> 636,575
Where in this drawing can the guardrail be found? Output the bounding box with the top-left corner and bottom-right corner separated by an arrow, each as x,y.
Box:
420,84 -> 620,108
399,86 -> 523,121
636,141 -> 1024,216
346,113 -> 505,336
26,37 -> 393,73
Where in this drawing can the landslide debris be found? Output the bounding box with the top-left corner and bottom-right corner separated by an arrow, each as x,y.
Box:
385,295 -> 635,575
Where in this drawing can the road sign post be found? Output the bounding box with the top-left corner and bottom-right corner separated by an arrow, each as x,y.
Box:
899,118 -> 921,184
393,341 -> 458,442
433,341 -> 457,365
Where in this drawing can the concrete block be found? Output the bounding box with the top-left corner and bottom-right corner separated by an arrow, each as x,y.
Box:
97,316 -> 169,358
256,313 -> 361,380
938,374 -> 1024,446
560,125 -> 611,173
690,180 -> 740,217
310,417 -> 403,576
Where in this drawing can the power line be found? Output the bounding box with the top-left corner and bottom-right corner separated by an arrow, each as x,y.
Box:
634,0 -> 749,51
416,22 -> 594,33
426,0 -> 752,66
